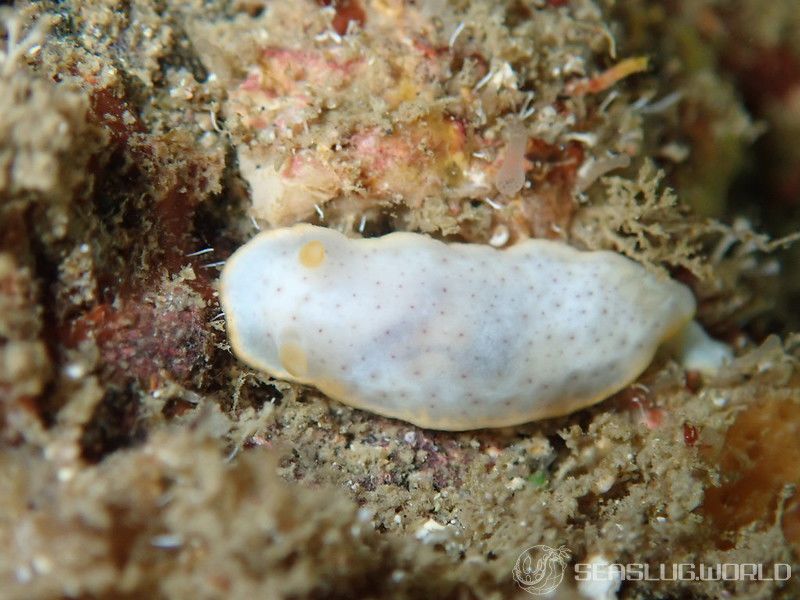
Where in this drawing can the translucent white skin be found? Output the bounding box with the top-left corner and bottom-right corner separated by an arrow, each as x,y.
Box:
221,224 -> 697,430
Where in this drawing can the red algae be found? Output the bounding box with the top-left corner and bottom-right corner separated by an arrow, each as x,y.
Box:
683,422 -> 699,446
73,299 -> 211,389
316,0 -> 366,36
703,398 -> 800,549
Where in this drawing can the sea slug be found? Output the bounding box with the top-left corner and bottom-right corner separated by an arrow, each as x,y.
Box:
221,224 -> 728,430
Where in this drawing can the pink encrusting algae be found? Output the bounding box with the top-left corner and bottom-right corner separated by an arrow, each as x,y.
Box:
221,1 -> 654,242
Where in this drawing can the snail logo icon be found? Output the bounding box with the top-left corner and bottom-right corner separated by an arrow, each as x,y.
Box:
513,544 -> 571,596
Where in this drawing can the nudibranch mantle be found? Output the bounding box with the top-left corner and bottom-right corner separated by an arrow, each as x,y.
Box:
221,224 -> 713,430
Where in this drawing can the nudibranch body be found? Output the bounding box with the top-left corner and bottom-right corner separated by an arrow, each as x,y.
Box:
220,225 -> 725,430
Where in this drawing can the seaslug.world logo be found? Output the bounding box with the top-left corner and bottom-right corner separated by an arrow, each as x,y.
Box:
512,543 -> 793,595
512,544 -> 571,596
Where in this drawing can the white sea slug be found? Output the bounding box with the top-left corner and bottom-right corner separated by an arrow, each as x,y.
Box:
221,224 -> 729,430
